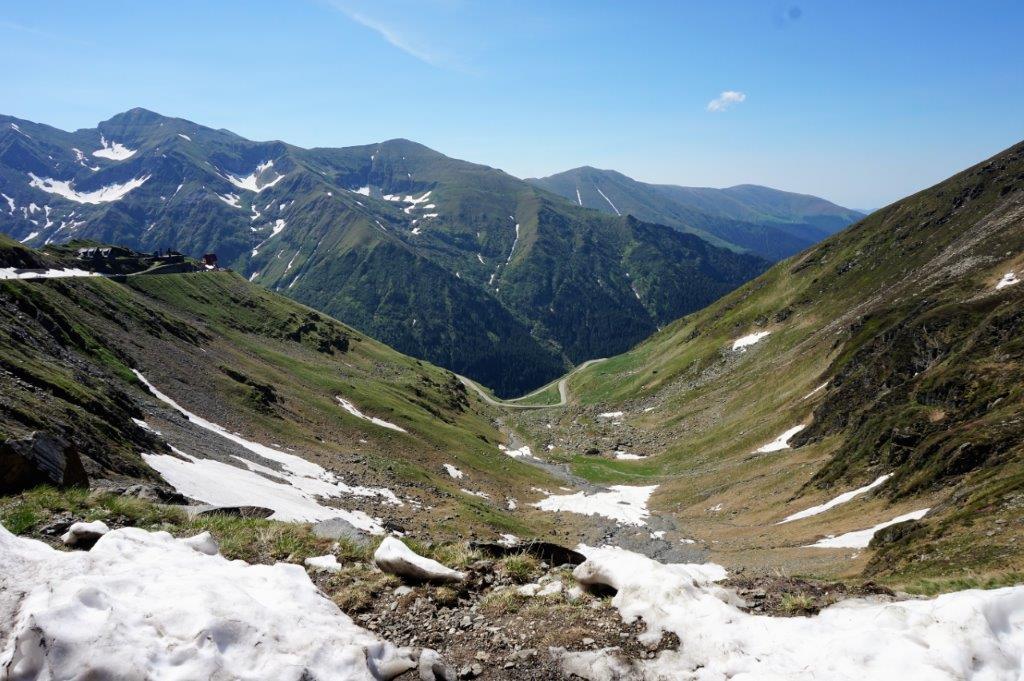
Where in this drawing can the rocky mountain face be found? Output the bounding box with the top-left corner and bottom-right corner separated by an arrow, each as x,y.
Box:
517,140 -> 1024,584
528,166 -> 864,261
0,109 -> 769,396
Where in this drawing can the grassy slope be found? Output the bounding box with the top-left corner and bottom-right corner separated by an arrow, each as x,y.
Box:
518,141 -> 1024,585
0,243 -> 564,539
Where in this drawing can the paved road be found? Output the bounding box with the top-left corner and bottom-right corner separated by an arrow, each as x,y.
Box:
457,358 -> 608,409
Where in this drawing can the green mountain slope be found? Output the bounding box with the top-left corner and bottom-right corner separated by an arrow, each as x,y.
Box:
0,236 -> 563,539
0,110 -> 769,396
515,141 -> 1024,586
528,166 -> 864,261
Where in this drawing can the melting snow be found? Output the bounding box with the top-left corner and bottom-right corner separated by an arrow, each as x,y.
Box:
732,330 -> 771,351
92,135 -> 136,160
132,372 -> 399,528
615,451 -> 645,460
443,464 -> 464,479
335,397 -> 407,433
597,411 -> 624,419
576,186 -> 583,206
226,160 -> 285,193
0,525 -> 414,678
0,267 -> 101,280
596,187 -> 621,216
1,193 -> 14,213
557,544 -> 1024,680
498,444 -> 533,458
779,474 -> 892,524
755,424 -> 806,453
532,485 -> 657,526
996,272 -> 1020,290
177,133 -> 192,141
802,381 -> 829,400
28,173 -> 150,204
808,508 -> 930,549
217,192 -> 242,208
352,186 -> 371,196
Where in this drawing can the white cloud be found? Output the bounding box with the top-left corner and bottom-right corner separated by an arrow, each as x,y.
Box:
327,2 -> 448,69
707,90 -> 747,112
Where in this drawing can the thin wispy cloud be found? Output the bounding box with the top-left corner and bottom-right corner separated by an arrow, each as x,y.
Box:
707,90 -> 746,112
325,1 -> 457,70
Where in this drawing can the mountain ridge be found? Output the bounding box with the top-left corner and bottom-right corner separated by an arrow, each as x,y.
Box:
0,108 -> 770,396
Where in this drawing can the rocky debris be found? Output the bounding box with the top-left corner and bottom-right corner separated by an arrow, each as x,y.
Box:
374,536 -> 467,584
471,540 -> 585,566
722,573 -> 897,616
343,556 -> 669,680
194,505 -> 274,519
60,520 -> 110,548
0,432 -> 88,494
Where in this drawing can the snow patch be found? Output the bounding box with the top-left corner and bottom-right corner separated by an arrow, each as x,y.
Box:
595,186 -> 621,215
0,267 -> 101,280
808,508 -> 930,549
732,330 -> 771,351
498,444 -> 532,458
996,272 -> 1020,290
779,474 -> 892,524
532,485 -> 657,526
226,160 -> 285,193
92,135 -> 136,160
443,463 -> 464,479
28,173 -> 150,204
336,397 -> 407,433
755,424 -> 805,453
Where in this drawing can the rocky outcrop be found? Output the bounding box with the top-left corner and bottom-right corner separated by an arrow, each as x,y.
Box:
0,432 -> 88,494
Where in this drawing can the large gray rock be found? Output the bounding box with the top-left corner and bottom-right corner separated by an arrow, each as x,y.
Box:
0,433 -> 88,494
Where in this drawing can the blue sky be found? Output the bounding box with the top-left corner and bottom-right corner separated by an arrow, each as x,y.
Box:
2,1 -> 1022,208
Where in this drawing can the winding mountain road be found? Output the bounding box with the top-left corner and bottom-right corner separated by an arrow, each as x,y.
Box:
457,358 -> 607,409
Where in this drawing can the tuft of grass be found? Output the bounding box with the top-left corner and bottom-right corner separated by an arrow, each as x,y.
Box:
479,587 -> 527,615
499,553 -> 541,583
779,593 -> 816,615
432,585 -> 460,607
899,572 -> 1024,597
2,506 -> 40,534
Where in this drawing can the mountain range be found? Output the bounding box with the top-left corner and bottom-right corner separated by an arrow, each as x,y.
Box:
528,166 -> 864,260
0,109 -> 861,396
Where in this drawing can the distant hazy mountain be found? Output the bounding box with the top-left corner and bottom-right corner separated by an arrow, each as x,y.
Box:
0,109 -> 768,396
527,166 -> 864,261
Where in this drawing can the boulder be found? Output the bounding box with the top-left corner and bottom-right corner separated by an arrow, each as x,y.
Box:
418,648 -> 456,681
0,433 -> 88,494
312,517 -> 368,543
373,536 -> 466,584
61,520 -> 110,549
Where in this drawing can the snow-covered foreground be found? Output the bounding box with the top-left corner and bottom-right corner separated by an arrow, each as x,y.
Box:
134,371 -> 398,532
809,508 -> 930,549
779,474 -> 892,524
532,485 -> 657,526
0,525 -> 414,680
558,545 -> 1024,681
0,267 -> 101,280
